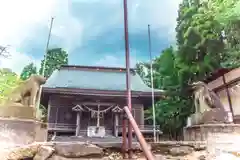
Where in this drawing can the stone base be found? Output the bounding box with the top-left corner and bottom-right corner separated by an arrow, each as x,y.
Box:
0,105 -> 36,119
0,118 -> 42,145
183,124 -> 240,141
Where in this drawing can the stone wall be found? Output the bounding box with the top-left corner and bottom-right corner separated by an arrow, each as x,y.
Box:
0,118 -> 44,145
3,138 -> 240,160
1,141 -> 207,160
0,105 -> 36,119
35,125 -> 48,142
184,124 -> 240,141
2,132 -> 240,159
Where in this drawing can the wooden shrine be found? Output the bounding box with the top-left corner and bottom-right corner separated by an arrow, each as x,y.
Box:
41,65 -> 164,139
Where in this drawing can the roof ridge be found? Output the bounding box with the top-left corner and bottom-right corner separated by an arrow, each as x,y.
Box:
60,65 -> 136,73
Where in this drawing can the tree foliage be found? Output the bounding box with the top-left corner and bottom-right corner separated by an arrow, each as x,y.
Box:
176,0 -> 224,82
39,48 -> 68,78
137,0 -> 240,139
20,63 -> 37,80
0,69 -> 22,104
143,47 -> 193,138
0,47 -> 68,122
211,0 -> 240,68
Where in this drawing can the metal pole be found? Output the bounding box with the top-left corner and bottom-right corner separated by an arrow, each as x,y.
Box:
123,0 -> 133,158
123,106 -> 155,160
148,24 -> 156,142
35,17 -> 54,116
41,17 -> 54,76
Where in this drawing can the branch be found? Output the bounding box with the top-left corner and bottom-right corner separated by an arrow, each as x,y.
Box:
0,45 -> 10,58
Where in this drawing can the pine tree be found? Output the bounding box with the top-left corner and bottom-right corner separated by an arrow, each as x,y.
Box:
39,48 -> 68,78
20,63 -> 37,80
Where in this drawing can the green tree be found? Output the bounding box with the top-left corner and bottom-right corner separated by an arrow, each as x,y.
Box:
0,68 -> 22,103
211,0 -> 240,68
176,0 -> 224,83
143,47 -> 193,139
137,0 -> 240,139
141,0 -> 232,139
39,48 -> 68,78
20,63 -> 37,80
173,0 -> 225,127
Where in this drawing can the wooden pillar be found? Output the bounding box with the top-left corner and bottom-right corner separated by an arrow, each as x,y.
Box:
72,105 -> 84,136
112,105 -> 123,137
47,99 -> 51,122
156,131 -> 159,142
46,99 -> 51,140
75,111 -> 81,136
55,107 -> 59,131
115,113 -> 119,137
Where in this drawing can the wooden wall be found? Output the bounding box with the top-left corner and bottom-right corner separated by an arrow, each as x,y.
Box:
207,68 -> 240,118
47,95 -> 145,131
208,68 -> 240,89
48,96 -> 76,125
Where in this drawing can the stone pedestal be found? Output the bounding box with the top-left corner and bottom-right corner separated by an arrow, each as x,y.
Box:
0,105 -> 36,119
0,118 -> 42,145
183,124 -> 240,141
0,105 -> 44,146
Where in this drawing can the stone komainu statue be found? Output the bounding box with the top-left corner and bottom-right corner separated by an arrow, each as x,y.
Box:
189,81 -> 230,125
6,75 -> 47,108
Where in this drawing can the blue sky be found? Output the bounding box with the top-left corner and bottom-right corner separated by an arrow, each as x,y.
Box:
0,0 -> 181,74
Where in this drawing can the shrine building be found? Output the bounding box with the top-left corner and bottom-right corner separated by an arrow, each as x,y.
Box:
41,65 -> 164,139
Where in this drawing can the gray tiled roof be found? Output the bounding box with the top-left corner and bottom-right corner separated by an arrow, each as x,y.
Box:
43,67 -> 161,92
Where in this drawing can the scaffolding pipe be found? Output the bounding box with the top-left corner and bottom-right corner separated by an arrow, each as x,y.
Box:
122,116 -> 127,158
123,106 -> 155,160
35,17 -> 54,117
148,24 -> 156,142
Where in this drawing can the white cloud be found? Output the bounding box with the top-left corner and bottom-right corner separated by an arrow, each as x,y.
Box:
128,0 -> 181,41
0,0 -> 181,72
0,0 -> 55,47
0,0 -> 83,48
0,0 -> 55,73
95,55 -> 137,68
95,50 -> 138,68
0,0 -> 83,73
72,0 -> 181,41
50,1 -> 84,52
0,48 -> 40,75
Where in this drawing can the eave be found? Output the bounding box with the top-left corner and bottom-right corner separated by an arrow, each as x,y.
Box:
42,87 -> 164,98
